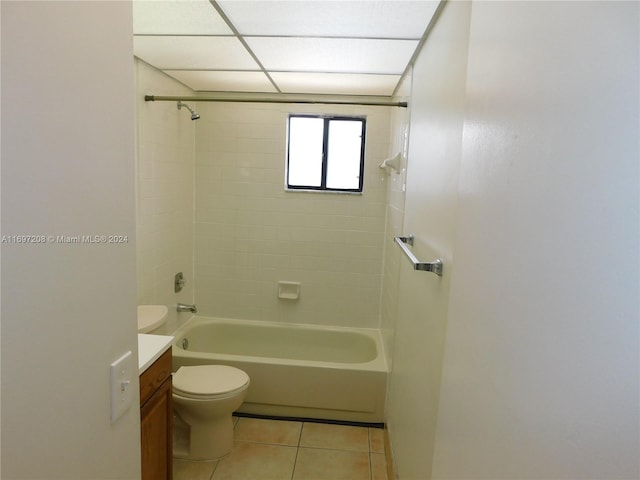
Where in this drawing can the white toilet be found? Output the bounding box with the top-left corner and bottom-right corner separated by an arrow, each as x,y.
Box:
172,365 -> 250,461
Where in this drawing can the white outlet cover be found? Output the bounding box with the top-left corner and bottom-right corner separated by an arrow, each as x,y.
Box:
110,350 -> 134,423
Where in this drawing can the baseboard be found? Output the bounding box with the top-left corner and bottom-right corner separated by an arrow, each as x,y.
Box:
233,411 -> 384,429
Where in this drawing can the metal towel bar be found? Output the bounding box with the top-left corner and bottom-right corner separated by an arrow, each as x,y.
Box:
394,235 -> 443,276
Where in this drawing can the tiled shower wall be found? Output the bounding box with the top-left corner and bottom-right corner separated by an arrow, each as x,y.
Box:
380,72 -> 412,367
135,60 -> 195,334
194,102 -> 391,328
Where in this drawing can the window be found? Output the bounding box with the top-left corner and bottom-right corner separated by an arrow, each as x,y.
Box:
286,115 -> 366,193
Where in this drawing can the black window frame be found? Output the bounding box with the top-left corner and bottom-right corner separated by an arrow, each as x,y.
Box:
286,114 -> 366,193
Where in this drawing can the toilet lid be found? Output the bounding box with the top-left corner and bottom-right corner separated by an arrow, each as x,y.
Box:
173,365 -> 249,398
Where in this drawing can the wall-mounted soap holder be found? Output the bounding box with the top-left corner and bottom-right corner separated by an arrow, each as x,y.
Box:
278,281 -> 300,300
175,272 -> 185,293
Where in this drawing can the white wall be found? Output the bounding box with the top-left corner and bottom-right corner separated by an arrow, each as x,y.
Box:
136,60 -> 195,334
384,1 -> 639,479
432,2 -> 639,478
1,2 -> 140,479
384,1 -> 471,477
193,102 -> 391,328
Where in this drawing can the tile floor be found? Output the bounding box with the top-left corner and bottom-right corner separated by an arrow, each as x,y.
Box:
173,416 -> 388,480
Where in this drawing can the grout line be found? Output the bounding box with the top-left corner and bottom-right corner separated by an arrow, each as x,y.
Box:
208,461 -> 217,480
290,443 -> 301,480
289,422 -> 304,480
234,439 -> 299,448
298,421 -> 305,447
290,421 -> 304,480
296,445 -> 371,454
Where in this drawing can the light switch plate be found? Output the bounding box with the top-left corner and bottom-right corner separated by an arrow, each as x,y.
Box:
110,350 -> 134,423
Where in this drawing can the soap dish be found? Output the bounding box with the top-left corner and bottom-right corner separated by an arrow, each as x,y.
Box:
278,281 -> 300,300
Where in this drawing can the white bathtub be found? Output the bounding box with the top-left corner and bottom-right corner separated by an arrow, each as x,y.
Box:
171,317 -> 388,423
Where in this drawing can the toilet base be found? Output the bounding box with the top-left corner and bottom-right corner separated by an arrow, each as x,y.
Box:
172,415 -> 190,459
173,413 -> 235,461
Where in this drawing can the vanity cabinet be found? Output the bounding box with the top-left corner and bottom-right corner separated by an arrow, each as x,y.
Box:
140,347 -> 172,480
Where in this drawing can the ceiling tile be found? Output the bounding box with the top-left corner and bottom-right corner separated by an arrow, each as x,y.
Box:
164,70 -> 278,93
245,37 -> 418,75
134,36 -> 259,70
270,72 -> 400,96
133,0 -> 232,35
132,1 -> 440,97
218,0 -> 439,39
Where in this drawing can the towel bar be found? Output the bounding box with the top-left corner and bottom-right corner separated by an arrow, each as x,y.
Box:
394,235 -> 443,276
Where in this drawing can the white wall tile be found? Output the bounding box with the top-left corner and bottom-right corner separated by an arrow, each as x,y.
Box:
378,73 -> 412,369
136,60 -> 195,334
194,102 -> 391,328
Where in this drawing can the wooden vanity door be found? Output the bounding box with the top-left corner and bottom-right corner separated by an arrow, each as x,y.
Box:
140,348 -> 173,480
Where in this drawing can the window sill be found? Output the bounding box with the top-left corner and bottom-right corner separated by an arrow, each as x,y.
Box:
284,188 -> 363,196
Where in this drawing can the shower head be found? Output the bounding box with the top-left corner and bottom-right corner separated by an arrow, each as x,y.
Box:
177,101 -> 200,121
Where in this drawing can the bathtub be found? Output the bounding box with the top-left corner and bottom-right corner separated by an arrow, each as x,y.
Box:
171,317 -> 388,423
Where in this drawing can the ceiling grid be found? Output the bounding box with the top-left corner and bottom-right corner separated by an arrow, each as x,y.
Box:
133,0 -> 440,97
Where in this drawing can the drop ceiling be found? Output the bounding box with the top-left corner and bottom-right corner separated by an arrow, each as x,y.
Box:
133,0 -> 440,97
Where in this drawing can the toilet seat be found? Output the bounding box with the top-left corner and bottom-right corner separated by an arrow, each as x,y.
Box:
173,365 -> 250,400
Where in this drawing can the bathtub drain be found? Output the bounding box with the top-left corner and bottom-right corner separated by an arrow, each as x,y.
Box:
182,338 -> 189,350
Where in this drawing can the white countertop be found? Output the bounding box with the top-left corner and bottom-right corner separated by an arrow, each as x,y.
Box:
138,333 -> 174,374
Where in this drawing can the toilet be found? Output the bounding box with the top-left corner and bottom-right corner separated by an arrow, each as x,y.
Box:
172,365 -> 250,461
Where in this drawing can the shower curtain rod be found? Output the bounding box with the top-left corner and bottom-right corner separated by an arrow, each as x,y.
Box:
144,94 -> 407,108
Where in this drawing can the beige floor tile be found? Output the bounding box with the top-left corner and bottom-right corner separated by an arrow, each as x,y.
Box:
212,442 -> 297,480
369,428 -> 385,453
299,422 -> 369,452
173,459 -> 217,480
371,453 -> 388,480
234,417 -> 302,446
293,447 -> 370,480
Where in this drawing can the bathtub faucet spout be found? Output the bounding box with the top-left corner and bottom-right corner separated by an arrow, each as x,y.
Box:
177,303 -> 197,314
